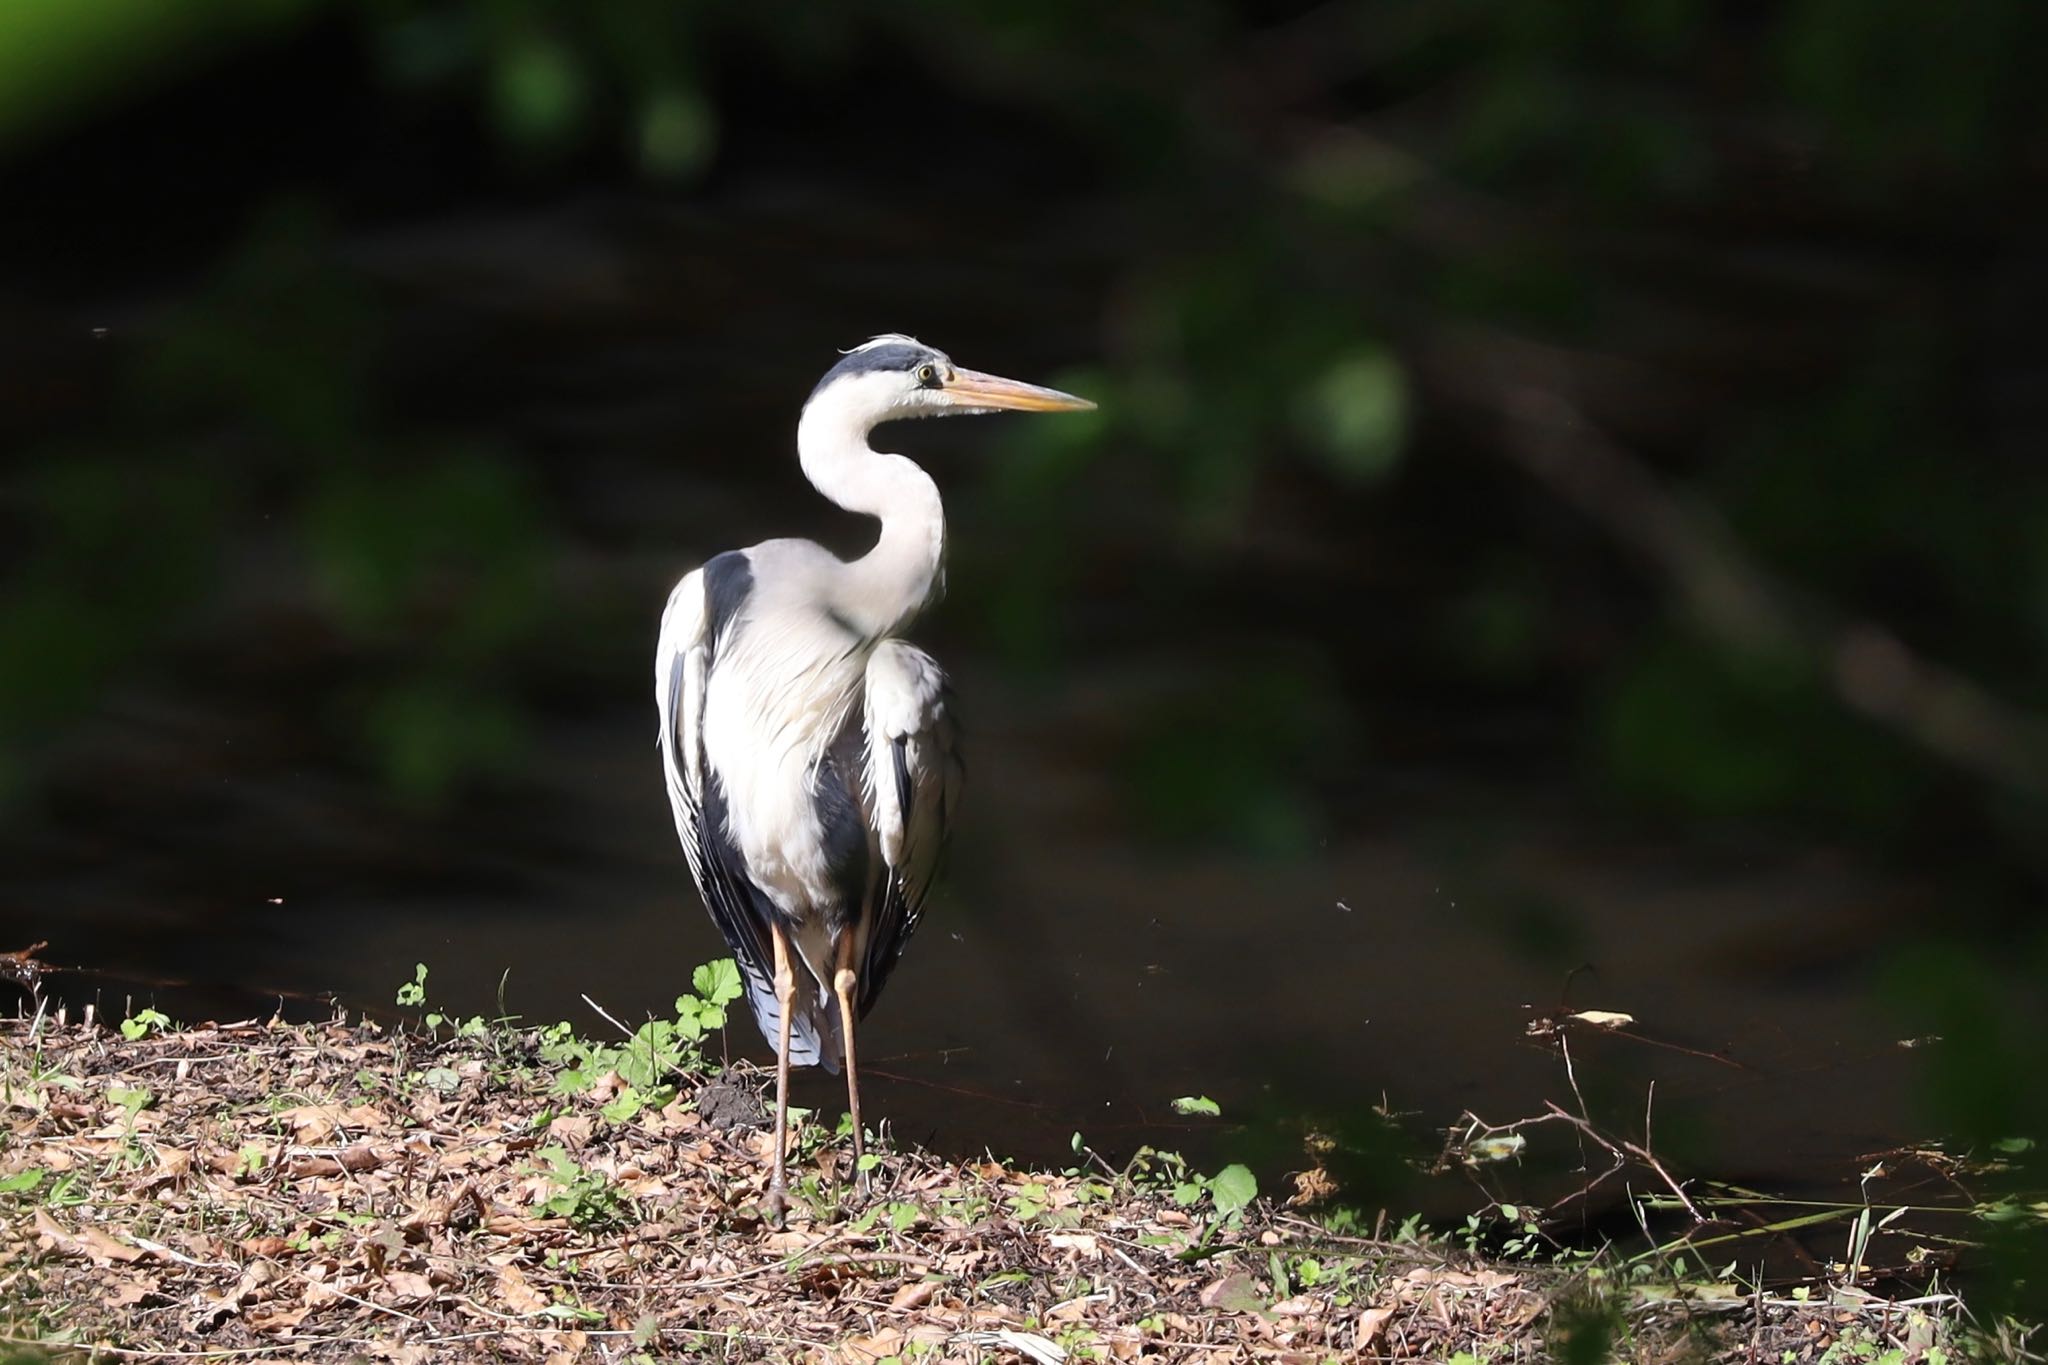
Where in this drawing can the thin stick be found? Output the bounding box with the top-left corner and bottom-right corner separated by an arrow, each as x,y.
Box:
580,993 -> 637,1042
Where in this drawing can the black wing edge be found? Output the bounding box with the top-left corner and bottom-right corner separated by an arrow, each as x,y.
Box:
665,645 -> 776,1004
856,736 -> 930,1019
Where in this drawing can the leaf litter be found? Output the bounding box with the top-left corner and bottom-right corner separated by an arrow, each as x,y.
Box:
0,1010 -> 1977,1362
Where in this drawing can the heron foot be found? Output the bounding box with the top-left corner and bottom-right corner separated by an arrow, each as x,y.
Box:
761,1182 -> 789,1230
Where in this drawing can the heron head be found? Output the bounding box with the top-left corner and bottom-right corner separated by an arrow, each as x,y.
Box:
805,334 -> 1095,429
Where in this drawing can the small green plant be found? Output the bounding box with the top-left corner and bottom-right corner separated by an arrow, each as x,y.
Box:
1207,1164 -> 1257,1219
0,1169 -> 47,1199
395,963 -> 429,1007
1009,1182 -> 1050,1220
1496,1203 -> 1548,1260
680,959 -> 743,1036
538,958 -> 746,1119
119,1007 -> 170,1040
392,962 -> 490,1035
427,1010 -> 488,1038
35,1171 -> 90,1208
532,1145 -> 633,1231
1170,1095 -> 1221,1117
1168,1161 -> 1256,1220
1124,1146 -> 1257,1222
108,1085 -> 151,1122
1815,1324 -> 1905,1365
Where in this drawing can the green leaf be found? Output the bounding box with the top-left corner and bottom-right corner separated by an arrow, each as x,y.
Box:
1208,1164 -> 1257,1218
638,87 -> 715,179
108,1085 -> 151,1117
1294,347 -> 1408,484
672,1006 -> 705,1044
1170,1095 -> 1221,1117
396,963 -> 428,1007
0,1169 -> 45,1195
118,1007 -> 169,1041
692,958 -> 744,1009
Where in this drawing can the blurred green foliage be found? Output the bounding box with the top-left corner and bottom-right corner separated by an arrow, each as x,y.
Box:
0,449 -> 221,800
0,0 -> 310,154
1123,660 -> 1352,858
2,0 -> 2042,817
1599,634 -> 1925,827
0,207 -> 548,808
5,0 -> 2041,844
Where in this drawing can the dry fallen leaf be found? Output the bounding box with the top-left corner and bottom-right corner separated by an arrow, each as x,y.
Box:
103,1275 -> 159,1309
381,1269 -> 437,1305
1199,1272 -> 1264,1314
547,1114 -> 596,1149
498,1262 -> 549,1315
1287,1166 -> 1338,1208
190,1260 -> 275,1332
839,1327 -> 905,1362
277,1104 -> 346,1143
34,1211 -> 147,1267
1357,1305 -> 1397,1347
951,1329 -> 1068,1364
1047,1231 -> 1099,1258
247,1301 -> 314,1335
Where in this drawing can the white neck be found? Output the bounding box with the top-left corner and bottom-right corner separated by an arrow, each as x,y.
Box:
797,385 -> 946,638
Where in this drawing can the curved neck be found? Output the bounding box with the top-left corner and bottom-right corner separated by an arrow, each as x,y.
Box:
797,391 -> 946,637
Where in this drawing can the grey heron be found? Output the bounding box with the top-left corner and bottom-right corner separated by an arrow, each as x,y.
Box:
655,335 -> 1094,1218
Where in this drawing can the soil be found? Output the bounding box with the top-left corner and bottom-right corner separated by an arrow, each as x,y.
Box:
0,1011 -> 1970,1362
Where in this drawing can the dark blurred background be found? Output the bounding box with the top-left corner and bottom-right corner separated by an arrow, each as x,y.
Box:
3,0 -> 2045,1301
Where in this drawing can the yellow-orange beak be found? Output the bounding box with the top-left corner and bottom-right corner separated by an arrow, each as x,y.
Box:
942,367 -> 1096,413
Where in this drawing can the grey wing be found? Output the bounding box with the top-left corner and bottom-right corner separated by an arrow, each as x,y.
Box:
857,639 -> 964,1017
656,565 -> 822,1064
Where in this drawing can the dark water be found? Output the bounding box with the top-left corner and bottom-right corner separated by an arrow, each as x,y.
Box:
0,91 -> 2008,1286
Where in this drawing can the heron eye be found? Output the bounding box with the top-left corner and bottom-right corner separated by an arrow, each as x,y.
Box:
916,363 -> 939,388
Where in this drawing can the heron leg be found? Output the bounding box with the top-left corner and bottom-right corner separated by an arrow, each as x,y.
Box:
832,934 -> 866,1191
764,922 -> 797,1227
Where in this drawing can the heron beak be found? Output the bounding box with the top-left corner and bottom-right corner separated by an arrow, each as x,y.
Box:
943,368 -> 1096,413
